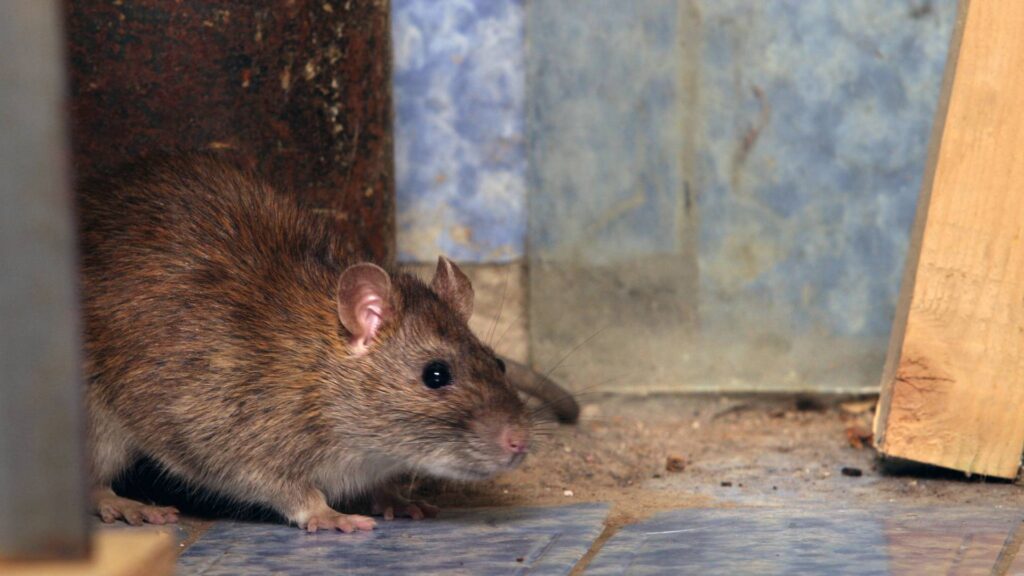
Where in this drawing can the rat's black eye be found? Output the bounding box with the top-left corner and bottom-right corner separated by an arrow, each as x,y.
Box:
495,357 -> 506,373
422,360 -> 453,389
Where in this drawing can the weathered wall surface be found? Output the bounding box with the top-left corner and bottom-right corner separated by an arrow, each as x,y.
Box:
695,1 -> 954,340
66,0 -> 395,262
525,0 -> 957,392
392,0 -> 525,262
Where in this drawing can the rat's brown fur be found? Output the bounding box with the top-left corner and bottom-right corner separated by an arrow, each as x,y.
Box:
79,153 -> 529,529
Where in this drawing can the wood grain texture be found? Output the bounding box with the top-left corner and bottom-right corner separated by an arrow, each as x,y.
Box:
874,0 -> 1024,478
0,531 -> 175,576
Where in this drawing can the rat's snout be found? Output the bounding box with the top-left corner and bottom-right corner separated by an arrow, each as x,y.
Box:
468,413 -> 531,471
499,424 -> 530,455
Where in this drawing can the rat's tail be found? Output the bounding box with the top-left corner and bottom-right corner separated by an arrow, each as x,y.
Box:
502,358 -> 579,424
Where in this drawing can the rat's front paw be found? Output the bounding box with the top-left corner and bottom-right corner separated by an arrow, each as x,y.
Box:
93,488 -> 179,526
371,490 -> 439,521
304,511 -> 376,534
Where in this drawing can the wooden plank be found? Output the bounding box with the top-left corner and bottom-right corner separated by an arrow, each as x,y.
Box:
0,531 -> 175,576
873,0 -> 1024,479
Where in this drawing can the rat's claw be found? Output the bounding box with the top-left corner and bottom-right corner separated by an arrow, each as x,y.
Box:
123,509 -> 145,526
372,490 -> 439,521
416,500 -> 440,518
349,514 -> 376,531
407,504 -> 425,520
141,506 -> 179,525
400,500 -> 439,520
93,489 -> 179,527
99,507 -> 117,523
305,512 -> 376,533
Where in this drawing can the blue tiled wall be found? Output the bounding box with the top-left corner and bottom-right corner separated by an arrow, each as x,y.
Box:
526,0 -> 688,262
393,0 -> 958,390
392,0 -> 526,263
694,1 -> 956,338
521,0 -> 957,391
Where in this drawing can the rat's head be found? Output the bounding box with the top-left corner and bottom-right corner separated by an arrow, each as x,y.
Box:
333,256 -> 530,481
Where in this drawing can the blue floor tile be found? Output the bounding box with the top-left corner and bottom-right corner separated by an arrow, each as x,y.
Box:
586,506 -> 1023,575
178,503 -> 608,575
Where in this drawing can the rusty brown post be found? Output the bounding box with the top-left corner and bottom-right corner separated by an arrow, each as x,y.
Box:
64,0 -> 396,262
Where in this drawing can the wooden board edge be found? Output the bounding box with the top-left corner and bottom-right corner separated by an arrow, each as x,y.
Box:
0,531 -> 177,576
873,0 -> 972,449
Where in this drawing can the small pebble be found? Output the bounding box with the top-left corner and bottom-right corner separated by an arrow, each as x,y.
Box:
665,455 -> 687,473
841,467 -> 863,477
721,481 -> 733,487
563,489 -> 574,497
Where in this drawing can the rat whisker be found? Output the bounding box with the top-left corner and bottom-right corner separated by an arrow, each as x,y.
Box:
492,310 -> 524,351
518,373 -> 622,418
486,264 -> 512,346
542,326 -> 608,380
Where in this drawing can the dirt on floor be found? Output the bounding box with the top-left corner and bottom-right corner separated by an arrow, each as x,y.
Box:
151,393 -> 1023,557
425,394 -> 1024,533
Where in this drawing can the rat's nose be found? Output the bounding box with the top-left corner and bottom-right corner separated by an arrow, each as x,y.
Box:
500,425 -> 529,455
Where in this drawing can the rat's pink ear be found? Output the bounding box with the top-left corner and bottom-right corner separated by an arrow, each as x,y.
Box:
337,263 -> 392,355
430,255 -> 473,322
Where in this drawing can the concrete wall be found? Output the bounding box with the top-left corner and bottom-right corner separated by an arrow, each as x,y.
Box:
393,0 -> 957,392
694,1 -> 954,340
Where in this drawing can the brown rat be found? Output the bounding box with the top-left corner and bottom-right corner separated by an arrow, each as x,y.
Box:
79,152 -> 532,532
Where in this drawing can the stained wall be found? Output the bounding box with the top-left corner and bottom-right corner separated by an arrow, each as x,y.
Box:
393,0 -> 957,392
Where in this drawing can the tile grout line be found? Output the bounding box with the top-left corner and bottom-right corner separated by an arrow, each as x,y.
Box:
991,519 -> 1024,576
568,522 -> 623,575
946,532 -> 973,576
523,532 -> 561,575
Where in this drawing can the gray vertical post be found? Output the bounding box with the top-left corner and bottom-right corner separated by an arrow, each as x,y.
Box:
0,0 -> 90,560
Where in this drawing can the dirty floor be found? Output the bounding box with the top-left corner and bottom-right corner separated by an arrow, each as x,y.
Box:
105,395 -> 1024,574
